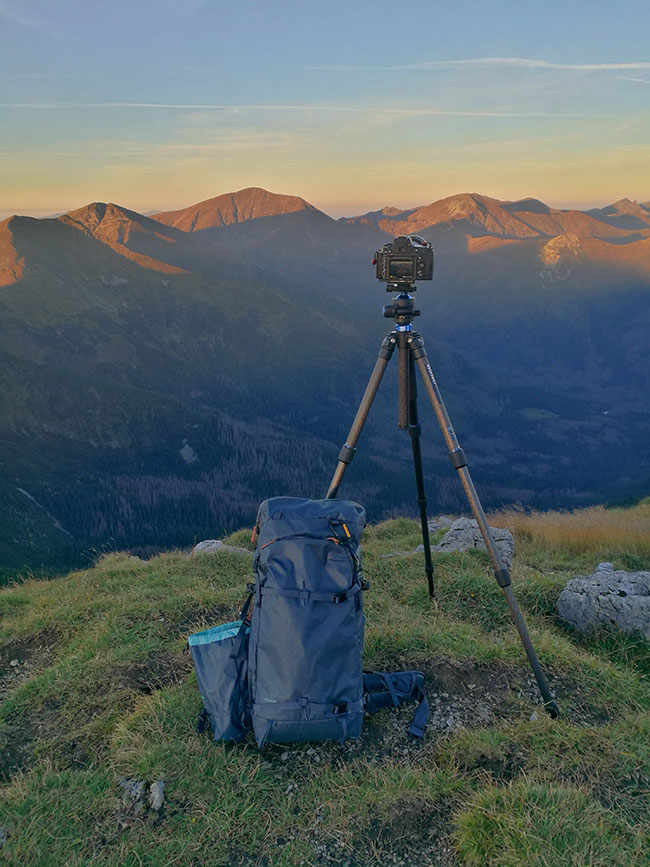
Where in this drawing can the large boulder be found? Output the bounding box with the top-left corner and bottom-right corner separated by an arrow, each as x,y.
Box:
431,517 -> 514,570
557,562 -> 650,639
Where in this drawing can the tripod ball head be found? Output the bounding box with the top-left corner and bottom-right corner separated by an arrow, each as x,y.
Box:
382,291 -> 420,325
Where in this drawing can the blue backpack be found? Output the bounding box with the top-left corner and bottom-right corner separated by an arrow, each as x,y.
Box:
248,497 -> 367,746
189,497 -> 428,746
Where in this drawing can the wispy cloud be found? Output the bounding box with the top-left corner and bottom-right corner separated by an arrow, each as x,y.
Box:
0,101 -> 615,118
0,73 -> 72,80
0,133 -> 306,161
313,57 -> 650,72
0,0 -> 38,27
616,76 -> 650,84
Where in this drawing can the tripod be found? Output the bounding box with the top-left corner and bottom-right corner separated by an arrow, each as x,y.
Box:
325,286 -> 559,718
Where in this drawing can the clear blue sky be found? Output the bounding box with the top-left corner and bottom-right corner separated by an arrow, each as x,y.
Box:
1,0 -> 649,217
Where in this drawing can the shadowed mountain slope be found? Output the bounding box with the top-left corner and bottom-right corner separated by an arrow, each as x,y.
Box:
586,198 -> 650,231
3,189 -> 650,575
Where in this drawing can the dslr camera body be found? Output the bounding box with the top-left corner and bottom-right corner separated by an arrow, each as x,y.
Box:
374,235 -> 434,288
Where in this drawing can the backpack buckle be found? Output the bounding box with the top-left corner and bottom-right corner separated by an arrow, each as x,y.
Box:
333,590 -> 348,604
328,519 -> 352,546
332,703 -> 347,715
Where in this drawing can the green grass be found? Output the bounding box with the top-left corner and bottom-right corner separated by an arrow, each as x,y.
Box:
1,516 -> 649,865
455,780 -> 648,866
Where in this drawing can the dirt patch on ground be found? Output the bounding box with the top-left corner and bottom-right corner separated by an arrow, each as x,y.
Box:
363,797 -> 457,866
115,651 -> 192,695
1,649 -> 192,781
0,629 -> 59,702
419,657 -> 542,732
305,797 -> 457,866
364,655 -> 609,737
1,630 -> 60,780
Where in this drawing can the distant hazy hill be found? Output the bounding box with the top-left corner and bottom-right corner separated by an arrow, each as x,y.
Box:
343,192 -> 650,243
2,187 -> 650,576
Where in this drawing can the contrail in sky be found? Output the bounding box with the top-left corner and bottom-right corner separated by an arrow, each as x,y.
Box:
313,57 -> 650,71
0,102 -> 615,118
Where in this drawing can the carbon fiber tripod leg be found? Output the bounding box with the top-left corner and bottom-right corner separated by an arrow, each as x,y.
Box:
325,334 -> 396,499
409,332 -> 559,718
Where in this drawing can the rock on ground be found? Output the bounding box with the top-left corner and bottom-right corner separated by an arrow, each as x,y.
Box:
148,780 -> 165,811
427,515 -> 455,533
191,540 -> 252,558
432,517 -> 514,570
557,561 -> 650,639
118,778 -> 146,817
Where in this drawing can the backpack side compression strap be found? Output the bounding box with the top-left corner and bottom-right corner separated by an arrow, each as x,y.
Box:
363,670 -> 430,738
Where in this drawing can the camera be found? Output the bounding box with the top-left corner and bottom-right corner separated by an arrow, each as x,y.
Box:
373,235 -> 434,288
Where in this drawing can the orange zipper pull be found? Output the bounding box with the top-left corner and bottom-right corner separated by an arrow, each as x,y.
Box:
251,524 -> 258,544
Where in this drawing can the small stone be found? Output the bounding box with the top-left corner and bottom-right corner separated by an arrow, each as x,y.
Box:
148,780 -> 165,811
9,659 -> 19,667
118,778 -> 145,816
158,616 -> 165,623
0,828 -> 7,848
530,711 -> 539,722
280,751 -> 289,762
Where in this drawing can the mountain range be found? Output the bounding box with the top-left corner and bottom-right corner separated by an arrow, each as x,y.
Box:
1,187 -> 649,577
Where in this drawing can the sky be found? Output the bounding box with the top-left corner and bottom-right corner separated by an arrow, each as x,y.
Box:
1,0 -> 649,219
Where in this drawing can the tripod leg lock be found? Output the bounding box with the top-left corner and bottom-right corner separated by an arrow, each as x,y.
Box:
495,569 -> 511,588
448,448 -> 467,469
337,444 -> 357,465
408,423 -> 421,438
379,335 -> 397,360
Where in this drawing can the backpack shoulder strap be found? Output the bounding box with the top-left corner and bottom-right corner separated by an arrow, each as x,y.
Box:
363,670 -> 429,738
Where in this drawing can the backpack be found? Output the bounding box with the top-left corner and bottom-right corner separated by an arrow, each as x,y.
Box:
248,497 -> 367,747
188,496 -> 429,746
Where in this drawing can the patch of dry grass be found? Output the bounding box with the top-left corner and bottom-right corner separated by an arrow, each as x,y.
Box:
489,500 -> 650,560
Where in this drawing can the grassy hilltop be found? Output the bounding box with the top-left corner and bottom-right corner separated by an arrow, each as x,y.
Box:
1,504 -> 649,866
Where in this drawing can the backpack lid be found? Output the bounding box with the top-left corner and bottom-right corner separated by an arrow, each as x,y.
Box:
255,497 -> 366,548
